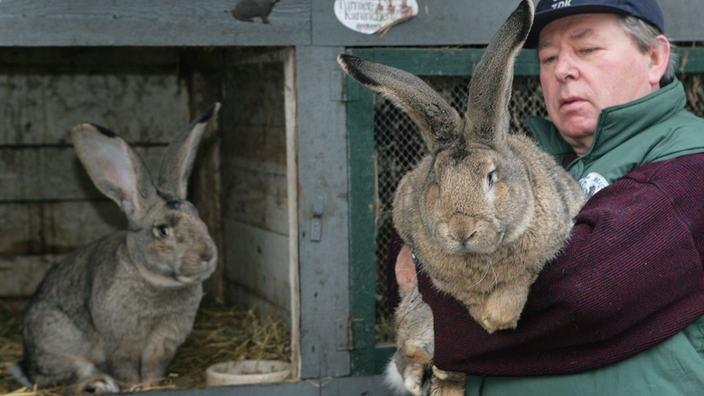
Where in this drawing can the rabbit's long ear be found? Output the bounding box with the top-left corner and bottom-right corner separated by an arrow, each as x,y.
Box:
464,0 -> 534,149
72,124 -> 157,224
338,54 -> 462,153
157,103 -> 221,200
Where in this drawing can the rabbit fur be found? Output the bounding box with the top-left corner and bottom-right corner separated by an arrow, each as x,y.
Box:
12,104 -> 221,394
387,285 -> 467,396
340,0 -> 585,394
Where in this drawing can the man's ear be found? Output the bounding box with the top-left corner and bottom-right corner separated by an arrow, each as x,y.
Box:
648,35 -> 671,87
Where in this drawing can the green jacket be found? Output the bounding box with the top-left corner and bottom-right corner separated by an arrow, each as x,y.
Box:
524,80 -> 704,193
465,320 -> 704,395
463,80 -> 704,395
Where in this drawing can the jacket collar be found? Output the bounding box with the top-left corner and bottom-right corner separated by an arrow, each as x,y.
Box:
524,79 -> 685,162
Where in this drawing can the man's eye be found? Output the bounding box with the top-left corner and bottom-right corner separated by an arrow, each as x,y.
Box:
581,48 -> 595,54
541,56 -> 557,64
156,225 -> 171,238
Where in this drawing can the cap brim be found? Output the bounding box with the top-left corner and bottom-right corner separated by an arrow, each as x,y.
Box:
524,5 -> 629,48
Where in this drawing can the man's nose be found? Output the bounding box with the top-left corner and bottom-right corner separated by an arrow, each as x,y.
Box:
554,52 -> 579,82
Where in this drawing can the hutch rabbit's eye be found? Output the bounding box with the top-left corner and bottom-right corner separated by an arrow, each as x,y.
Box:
155,225 -> 171,238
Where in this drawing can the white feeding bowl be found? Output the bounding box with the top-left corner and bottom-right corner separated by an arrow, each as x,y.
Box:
205,360 -> 292,387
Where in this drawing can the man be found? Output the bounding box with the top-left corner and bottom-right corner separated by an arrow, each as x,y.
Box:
393,0 -> 704,394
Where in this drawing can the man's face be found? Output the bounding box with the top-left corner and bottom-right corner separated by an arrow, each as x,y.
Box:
538,13 -> 658,155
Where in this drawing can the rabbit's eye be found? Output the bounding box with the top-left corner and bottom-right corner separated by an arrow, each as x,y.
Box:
486,170 -> 497,190
155,225 -> 171,238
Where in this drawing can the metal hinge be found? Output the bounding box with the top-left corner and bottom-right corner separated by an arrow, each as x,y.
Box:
331,70 -> 358,102
336,317 -> 356,351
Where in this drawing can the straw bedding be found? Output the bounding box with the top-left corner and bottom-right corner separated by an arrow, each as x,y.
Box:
0,299 -> 290,395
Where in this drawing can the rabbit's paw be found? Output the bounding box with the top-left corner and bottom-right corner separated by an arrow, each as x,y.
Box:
72,374 -> 121,394
432,365 -> 451,380
92,378 -> 120,394
398,353 -> 432,396
402,366 -> 425,396
480,302 -> 520,333
428,367 -> 466,396
428,379 -> 466,396
384,357 -> 410,395
480,288 -> 525,333
480,310 -> 519,334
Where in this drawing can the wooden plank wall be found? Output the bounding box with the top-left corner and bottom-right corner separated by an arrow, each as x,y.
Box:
0,0 -> 311,46
219,49 -> 292,323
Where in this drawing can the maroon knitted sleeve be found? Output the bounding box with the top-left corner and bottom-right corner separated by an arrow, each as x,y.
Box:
418,153 -> 704,376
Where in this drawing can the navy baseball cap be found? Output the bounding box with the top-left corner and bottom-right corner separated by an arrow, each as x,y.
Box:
525,0 -> 665,48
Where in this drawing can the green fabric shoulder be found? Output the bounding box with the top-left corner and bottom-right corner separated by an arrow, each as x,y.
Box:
523,80 -> 704,186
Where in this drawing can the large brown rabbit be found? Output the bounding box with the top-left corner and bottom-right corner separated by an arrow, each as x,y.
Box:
10,104 -> 221,393
339,0 -> 585,394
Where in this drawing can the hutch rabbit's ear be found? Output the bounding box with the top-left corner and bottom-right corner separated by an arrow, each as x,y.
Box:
71,123 -> 157,224
157,103 -> 221,200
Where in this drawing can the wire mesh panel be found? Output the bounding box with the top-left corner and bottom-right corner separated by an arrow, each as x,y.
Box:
373,75 -> 547,342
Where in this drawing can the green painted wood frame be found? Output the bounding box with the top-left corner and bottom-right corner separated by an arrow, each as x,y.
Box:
345,46 -> 704,376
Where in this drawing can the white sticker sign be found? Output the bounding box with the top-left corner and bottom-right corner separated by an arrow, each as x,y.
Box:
579,172 -> 610,198
334,0 -> 419,35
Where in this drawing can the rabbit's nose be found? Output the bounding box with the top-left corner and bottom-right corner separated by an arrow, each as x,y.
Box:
450,230 -> 476,245
200,249 -> 214,263
198,240 -> 217,263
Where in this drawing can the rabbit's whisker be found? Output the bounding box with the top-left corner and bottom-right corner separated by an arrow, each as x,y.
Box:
490,261 -> 498,287
411,271 -> 419,285
467,259 -> 494,289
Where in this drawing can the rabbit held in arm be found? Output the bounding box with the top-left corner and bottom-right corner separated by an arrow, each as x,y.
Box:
11,104 -> 221,394
339,0 -> 584,336
340,0 -> 585,394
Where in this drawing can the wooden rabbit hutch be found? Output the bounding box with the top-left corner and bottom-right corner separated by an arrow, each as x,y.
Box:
1,1 -> 704,395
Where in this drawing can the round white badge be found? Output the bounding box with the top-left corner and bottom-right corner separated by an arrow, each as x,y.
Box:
579,172 -> 610,198
334,0 -> 419,35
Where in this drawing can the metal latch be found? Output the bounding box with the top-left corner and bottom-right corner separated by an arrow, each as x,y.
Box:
310,196 -> 324,242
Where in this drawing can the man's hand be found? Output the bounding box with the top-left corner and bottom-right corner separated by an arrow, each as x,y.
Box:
395,244 -> 418,296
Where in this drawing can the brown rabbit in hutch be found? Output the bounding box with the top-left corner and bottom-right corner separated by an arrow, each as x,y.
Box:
10,104 -> 221,393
